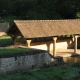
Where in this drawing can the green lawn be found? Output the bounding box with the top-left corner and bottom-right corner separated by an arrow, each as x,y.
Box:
0,48 -> 32,57
0,36 -> 32,57
0,36 -> 13,46
0,63 -> 80,80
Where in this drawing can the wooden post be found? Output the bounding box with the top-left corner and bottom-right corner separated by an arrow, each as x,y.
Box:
74,35 -> 78,53
46,43 -> 50,52
53,37 -> 57,56
26,40 -> 31,47
10,35 -> 18,45
19,36 -> 23,42
14,37 -> 17,44
72,37 -> 74,41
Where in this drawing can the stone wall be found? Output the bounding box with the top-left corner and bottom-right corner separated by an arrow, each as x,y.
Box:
0,50 -> 55,74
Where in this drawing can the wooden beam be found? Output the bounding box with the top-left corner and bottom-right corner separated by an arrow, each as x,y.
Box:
26,40 -> 32,47
74,35 -> 78,53
10,35 -> 17,44
52,37 -> 57,56
46,43 -> 50,52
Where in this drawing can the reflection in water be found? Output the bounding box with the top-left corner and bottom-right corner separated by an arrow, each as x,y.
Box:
63,56 -> 80,63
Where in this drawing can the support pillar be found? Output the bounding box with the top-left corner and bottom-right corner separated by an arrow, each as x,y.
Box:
14,37 -> 17,44
19,36 -> 23,42
53,37 -> 57,56
74,35 -> 78,53
26,40 -> 31,47
46,43 -> 50,52
10,35 -> 18,45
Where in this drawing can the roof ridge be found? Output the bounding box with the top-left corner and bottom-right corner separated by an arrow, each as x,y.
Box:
14,19 -> 80,22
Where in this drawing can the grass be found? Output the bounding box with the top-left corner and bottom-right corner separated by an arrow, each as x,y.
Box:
0,64 -> 80,80
0,36 -> 24,46
0,36 -> 13,46
0,48 -> 32,57
0,36 -> 32,57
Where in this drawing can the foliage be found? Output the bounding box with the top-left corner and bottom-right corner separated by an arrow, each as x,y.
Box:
76,12 -> 80,19
0,36 -> 13,46
0,0 -> 80,22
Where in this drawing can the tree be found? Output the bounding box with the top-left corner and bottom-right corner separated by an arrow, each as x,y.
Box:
0,0 -> 80,20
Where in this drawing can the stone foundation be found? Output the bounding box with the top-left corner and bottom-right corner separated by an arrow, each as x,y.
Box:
0,49 -> 56,74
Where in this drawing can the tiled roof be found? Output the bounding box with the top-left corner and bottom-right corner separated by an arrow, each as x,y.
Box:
7,19 -> 80,38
